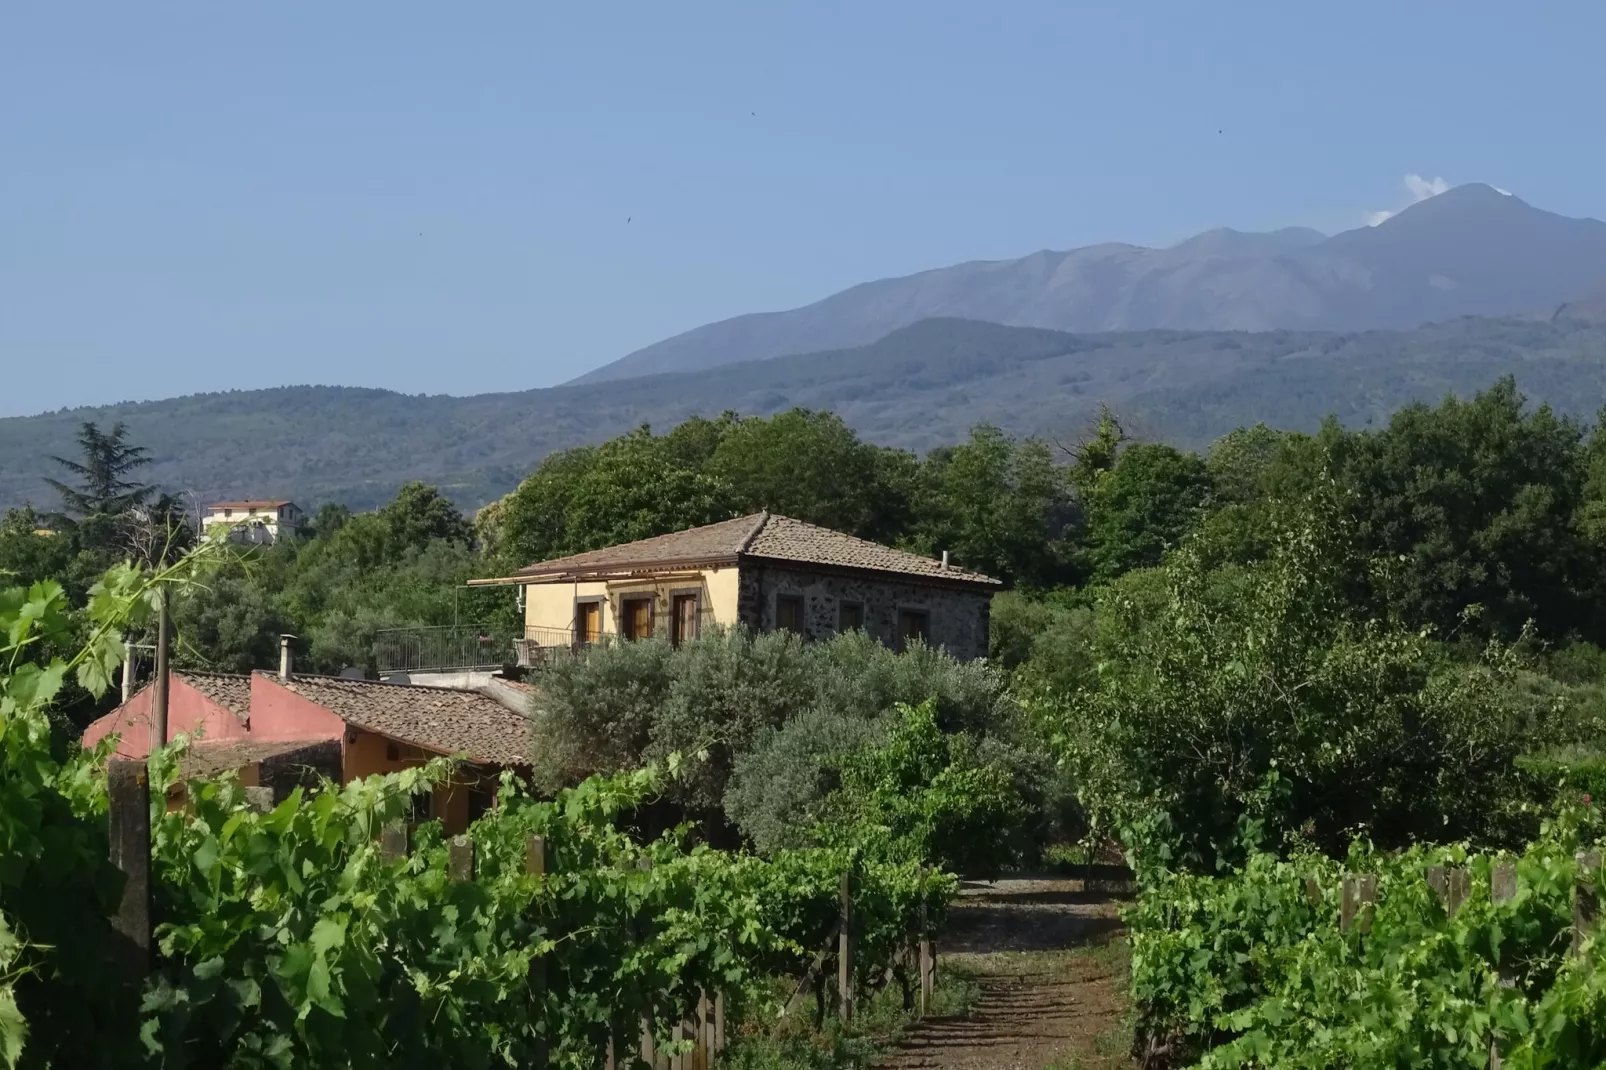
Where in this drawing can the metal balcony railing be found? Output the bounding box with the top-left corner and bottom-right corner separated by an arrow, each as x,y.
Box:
373,626 -> 514,674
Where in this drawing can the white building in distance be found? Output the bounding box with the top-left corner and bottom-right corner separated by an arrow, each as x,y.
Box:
203,500 -> 302,545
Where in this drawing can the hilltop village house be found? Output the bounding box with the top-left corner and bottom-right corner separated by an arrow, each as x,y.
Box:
82,643 -> 534,833
475,512 -> 1001,661
201,500 -> 302,545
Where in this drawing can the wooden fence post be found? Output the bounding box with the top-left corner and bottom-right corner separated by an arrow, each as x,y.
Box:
918,879 -> 934,1017
1340,873 -> 1376,934
525,834 -> 548,1069
1574,850 -> 1601,956
838,870 -> 854,1023
449,835 -> 475,882
714,991 -> 725,1056
380,820 -> 408,861
1489,861 -> 1518,1070
1427,865 -> 1470,917
108,759 -> 152,985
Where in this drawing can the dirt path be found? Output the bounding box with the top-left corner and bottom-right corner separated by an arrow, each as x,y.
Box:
877,879 -> 1133,1070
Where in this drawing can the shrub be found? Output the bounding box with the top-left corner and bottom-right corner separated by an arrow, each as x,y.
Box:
1043,494 -> 1547,873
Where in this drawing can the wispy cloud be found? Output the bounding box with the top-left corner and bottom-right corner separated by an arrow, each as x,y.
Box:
1365,172 -> 1452,226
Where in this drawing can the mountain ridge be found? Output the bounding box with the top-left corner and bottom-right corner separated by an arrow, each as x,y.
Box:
6,312 -> 1606,515
574,184 -> 1606,384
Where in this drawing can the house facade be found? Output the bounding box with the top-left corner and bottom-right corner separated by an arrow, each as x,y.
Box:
83,655 -> 533,833
477,512 -> 1000,661
202,500 -> 302,545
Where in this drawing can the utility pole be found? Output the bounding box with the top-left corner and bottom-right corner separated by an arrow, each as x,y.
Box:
150,588 -> 170,751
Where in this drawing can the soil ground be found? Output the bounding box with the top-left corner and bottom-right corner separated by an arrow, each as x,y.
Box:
875,879 -> 1135,1070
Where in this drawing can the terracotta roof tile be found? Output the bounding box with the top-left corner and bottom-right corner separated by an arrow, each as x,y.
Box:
513,512 -> 999,586
745,515 -> 999,585
178,738 -> 332,779
177,671 -> 252,721
514,514 -> 759,579
261,673 -> 532,766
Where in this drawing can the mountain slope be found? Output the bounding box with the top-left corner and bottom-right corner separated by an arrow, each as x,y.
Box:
6,316 -> 1606,514
576,185 -> 1606,383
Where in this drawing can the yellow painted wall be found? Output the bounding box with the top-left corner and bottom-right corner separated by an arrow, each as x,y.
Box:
342,729 -> 490,835
522,566 -> 739,639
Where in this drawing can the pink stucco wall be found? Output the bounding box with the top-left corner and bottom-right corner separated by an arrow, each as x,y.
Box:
82,675 -> 253,758
81,672 -> 345,759
247,673 -> 348,742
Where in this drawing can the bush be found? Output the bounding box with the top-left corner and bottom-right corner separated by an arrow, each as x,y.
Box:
816,701 -> 1023,877
532,626 -> 1024,850
1044,494 -> 1548,873
724,710 -> 890,855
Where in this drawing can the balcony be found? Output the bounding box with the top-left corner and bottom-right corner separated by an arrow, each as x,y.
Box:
373,625 -> 514,675
373,625 -> 608,675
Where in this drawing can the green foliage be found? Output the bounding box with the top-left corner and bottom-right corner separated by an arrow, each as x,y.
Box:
137,751 -> 955,1067
907,425 -> 1075,587
378,480 -> 472,552
818,701 -> 1022,878
1044,492 -> 1553,873
707,409 -> 917,543
1078,442 -> 1212,585
533,627 -> 1021,850
0,556 -> 186,1068
1126,810 -> 1606,1068
42,421 -> 154,535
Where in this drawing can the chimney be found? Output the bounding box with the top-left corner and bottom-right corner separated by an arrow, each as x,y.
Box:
121,640 -> 135,703
940,550 -> 950,571
279,635 -> 296,681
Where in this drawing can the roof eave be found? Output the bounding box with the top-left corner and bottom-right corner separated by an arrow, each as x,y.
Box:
736,553 -> 1003,590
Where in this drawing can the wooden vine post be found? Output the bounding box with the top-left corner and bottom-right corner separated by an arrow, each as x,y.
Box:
1486,862 -> 1517,1070
918,870 -> 935,1017
838,869 -> 855,1022
526,834 -> 549,1070
1340,873 -> 1376,934
107,758 -> 152,987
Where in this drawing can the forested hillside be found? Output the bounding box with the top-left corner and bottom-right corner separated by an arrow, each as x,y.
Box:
4,313 -> 1606,513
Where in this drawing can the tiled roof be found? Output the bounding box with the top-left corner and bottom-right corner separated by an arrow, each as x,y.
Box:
512,512 -> 999,587
178,671 -> 252,721
209,500 -> 294,509
178,738 -> 331,779
513,514 -> 762,578
262,673 -> 533,766
746,515 -> 999,585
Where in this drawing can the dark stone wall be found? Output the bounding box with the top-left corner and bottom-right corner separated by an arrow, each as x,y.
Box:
739,562 -> 991,660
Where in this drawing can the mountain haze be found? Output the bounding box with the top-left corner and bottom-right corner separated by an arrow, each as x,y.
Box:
578,184 -> 1606,383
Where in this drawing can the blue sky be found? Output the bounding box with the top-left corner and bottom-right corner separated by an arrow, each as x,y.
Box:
3,1 -> 1603,416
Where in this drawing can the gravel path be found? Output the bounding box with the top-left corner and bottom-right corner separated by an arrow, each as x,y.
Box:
877,879 -> 1132,1070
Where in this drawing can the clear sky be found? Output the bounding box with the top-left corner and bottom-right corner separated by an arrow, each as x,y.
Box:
4,1 -> 1603,416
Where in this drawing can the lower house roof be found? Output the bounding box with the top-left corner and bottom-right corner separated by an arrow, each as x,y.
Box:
262,672 -> 534,767
177,738 -> 334,779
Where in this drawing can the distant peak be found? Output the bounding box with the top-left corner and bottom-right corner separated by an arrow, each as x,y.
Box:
1171,225 -> 1327,256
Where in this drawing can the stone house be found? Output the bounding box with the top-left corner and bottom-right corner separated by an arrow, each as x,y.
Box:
476,512 -> 1000,660
82,652 -> 532,833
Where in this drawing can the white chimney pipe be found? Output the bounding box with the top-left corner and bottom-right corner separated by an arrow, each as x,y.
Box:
279,635 -> 296,681
940,550 -> 950,570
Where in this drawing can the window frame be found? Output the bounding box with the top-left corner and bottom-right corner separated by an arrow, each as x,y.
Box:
620,594 -> 655,641
775,593 -> 805,636
573,596 -> 605,645
895,606 -> 930,652
838,599 -> 866,634
669,588 -> 701,647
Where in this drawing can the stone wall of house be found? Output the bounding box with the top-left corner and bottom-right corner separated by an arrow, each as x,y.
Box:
736,562 -> 991,660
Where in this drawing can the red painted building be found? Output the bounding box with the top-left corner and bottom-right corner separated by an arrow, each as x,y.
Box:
84,667 -> 535,833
